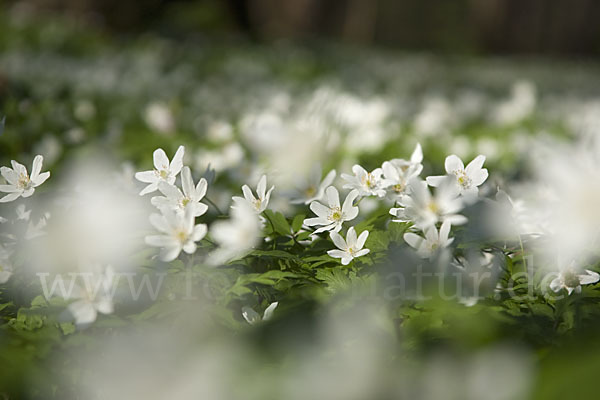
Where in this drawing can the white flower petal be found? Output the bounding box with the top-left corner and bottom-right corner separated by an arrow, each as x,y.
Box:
403,232 -> 423,250
30,155 -> 44,180
330,231 -> 348,250
170,146 -> 185,175
425,175 -> 447,187
153,148 -> 170,170
263,302 -> 278,321
326,186 -> 340,209
445,155 -> 464,174
465,155 -> 486,175
356,230 -> 369,249
32,171 -> 50,186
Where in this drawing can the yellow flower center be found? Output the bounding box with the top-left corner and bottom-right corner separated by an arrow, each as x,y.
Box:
305,186 -> 316,197
181,197 -> 191,207
427,201 -> 439,214
365,173 -> 377,189
393,183 -> 405,193
17,173 -> 31,189
175,230 -> 188,242
454,170 -> 471,188
329,207 -> 343,222
158,169 -> 169,179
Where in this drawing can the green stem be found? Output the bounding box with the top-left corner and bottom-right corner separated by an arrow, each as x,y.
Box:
203,196 -> 225,215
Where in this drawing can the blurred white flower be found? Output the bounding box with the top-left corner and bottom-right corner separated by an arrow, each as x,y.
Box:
0,245 -> 13,283
342,165 -> 388,197
327,227 -> 370,265
414,97 -> 454,137
426,155 -> 488,197
195,142 -> 244,172
151,167 -> 208,217
0,155 -> 50,202
242,301 -> 278,325
146,207 -> 207,262
25,213 -> 49,240
290,164 -> 336,205
144,102 -> 174,134
382,143 -> 423,198
34,135 -> 62,165
304,187 -> 359,234
135,146 -> 185,196
232,174 -> 274,214
491,80 -> 536,126
206,120 -> 234,142
210,202 -> 261,265
74,99 -> 96,121
403,220 -> 453,259
15,204 -> 31,221
390,179 -> 466,230
66,264 -> 115,327
549,264 -> 600,295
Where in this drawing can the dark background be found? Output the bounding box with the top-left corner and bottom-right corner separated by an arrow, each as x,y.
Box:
9,0 -> 600,56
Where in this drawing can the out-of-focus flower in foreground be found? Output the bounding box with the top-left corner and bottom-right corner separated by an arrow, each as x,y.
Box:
146,207 -> 207,262
210,202 -> 261,265
0,245 -> 13,284
0,155 -> 50,202
66,265 -> 115,327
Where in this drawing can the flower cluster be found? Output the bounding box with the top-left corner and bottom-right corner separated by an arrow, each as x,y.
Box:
136,146 -> 209,262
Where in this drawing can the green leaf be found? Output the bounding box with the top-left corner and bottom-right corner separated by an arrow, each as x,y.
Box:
250,250 -> 298,260
60,322 -> 76,335
365,230 -> 390,253
292,214 -> 305,233
296,231 -> 312,241
31,295 -> 48,308
264,210 -> 291,236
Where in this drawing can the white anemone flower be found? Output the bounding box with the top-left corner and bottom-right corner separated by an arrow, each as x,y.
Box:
304,187 -> 359,234
242,302 -> 278,325
426,154 -> 488,197
0,155 -> 50,202
382,143 -> 424,198
145,207 -> 207,262
151,167 -> 209,217
341,165 -> 388,197
390,178 -> 466,230
327,227 -> 370,265
290,164 -> 336,205
232,174 -> 274,214
66,265 -> 115,327
403,220 -> 454,259
134,146 -> 185,196
549,265 -> 600,295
